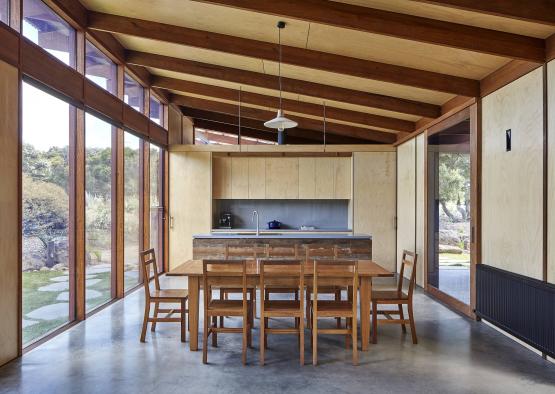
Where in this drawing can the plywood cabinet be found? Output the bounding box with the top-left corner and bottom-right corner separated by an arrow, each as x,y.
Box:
212,156 -> 231,199
298,157 -> 316,199
231,157 -> 249,199
248,157 -> 266,199
265,157 -> 299,199
335,157 -> 352,199
315,157 -> 335,198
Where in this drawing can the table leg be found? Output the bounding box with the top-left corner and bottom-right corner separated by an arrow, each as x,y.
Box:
188,276 -> 200,351
360,277 -> 372,351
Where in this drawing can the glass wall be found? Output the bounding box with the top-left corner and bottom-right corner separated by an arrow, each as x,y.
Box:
150,145 -> 163,270
124,73 -> 144,112
0,0 -> 8,25
85,40 -> 117,95
21,82 -> 72,345
149,95 -> 164,126
22,0 -> 76,68
124,133 -> 141,291
85,113 -> 114,312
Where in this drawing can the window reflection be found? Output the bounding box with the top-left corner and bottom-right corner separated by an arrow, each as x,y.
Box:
124,73 -> 144,112
150,145 -> 163,271
149,95 -> 164,126
85,40 -> 117,95
124,133 -> 141,291
23,0 -> 76,68
0,0 -> 8,25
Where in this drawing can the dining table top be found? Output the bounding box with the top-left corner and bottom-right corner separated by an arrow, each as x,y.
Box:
167,259 -> 393,278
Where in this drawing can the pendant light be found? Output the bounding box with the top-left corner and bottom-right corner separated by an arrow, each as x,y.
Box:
264,21 -> 298,144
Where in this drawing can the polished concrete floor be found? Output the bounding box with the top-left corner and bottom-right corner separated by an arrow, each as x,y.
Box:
1,276 -> 554,394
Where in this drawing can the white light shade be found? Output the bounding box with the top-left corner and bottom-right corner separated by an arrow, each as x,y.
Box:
264,109 -> 298,130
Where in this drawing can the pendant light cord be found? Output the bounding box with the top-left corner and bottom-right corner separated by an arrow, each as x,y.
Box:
278,26 -> 283,112
323,101 -> 326,146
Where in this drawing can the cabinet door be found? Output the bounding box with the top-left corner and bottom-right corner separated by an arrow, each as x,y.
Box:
231,157 -> 249,199
334,157 -> 352,199
248,157 -> 266,199
315,157 -> 335,199
212,156 -> 231,199
298,157 -> 316,199
353,152 -> 396,272
266,157 -> 299,199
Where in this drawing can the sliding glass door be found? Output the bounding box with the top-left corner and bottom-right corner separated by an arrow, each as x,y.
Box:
427,114 -> 473,311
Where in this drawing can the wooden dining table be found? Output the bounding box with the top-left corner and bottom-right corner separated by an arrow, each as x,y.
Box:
167,259 -> 393,351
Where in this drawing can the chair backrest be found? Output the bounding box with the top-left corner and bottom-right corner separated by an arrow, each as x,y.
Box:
203,259 -> 248,308
267,244 -> 300,258
313,259 -> 358,300
398,250 -> 418,298
225,244 -> 269,259
259,259 -> 304,294
305,245 -> 338,260
140,249 -> 159,299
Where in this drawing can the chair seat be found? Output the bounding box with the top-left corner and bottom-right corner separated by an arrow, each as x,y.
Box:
151,289 -> 188,300
371,289 -> 408,301
312,300 -> 353,317
307,286 -> 343,293
207,299 -> 251,315
264,300 -> 301,313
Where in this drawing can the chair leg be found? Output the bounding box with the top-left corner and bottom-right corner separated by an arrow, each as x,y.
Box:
312,316 -> 318,366
345,318 -> 351,349
212,316 -> 218,347
352,315 -> 358,366
252,289 -> 257,319
219,290 -> 225,328
336,289 -> 342,328
408,303 -> 418,344
140,301 -> 150,342
260,311 -> 265,366
398,304 -> 407,333
247,307 -> 253,348
372,301 -> 378,344
203,313 -> 209,364
242,313 -> 248,365
299,313 -> 305,366
264,317 -> 269,349
306,289 -> 311,329
151,301 -> 159,332
181,299 -> 186,343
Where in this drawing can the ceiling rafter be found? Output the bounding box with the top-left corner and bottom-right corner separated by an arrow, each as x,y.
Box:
153,76 -> 415,132
88,11 -> 480,96
127,51 -> 441,118
190,0 -> 546,62
173,95 -> 397,143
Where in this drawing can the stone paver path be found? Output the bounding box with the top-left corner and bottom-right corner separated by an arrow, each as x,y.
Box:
22,319 -> 39,328
37,282 -> 69,292
26,303 -> 68,320
56,290 -> 102,302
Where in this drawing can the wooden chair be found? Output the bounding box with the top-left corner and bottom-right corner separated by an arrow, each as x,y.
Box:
311,259 -> 358,366
203,259 -> 252,365
371,250 -> 418,344
140,249 -> 188,343
304,246 -> 344,328
259,259 -> 305,366
264,245 -> 301,310
220,244 -> 267,322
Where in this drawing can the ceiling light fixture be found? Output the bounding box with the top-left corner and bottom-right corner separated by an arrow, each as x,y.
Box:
264,21 -> 297,145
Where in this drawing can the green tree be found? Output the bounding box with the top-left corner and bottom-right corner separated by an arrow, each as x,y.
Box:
438,153 -> 470,222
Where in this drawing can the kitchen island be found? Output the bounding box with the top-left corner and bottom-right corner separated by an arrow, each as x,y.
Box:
192,232 -> 372,259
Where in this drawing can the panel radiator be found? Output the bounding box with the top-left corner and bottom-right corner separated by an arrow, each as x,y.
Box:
476,264 -> 555,358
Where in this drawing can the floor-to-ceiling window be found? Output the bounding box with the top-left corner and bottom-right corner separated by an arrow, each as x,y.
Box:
22,0 -> 76,68
124,133 -> 141,291
0,0 -> 8,25
427,117 -> 471,306
21,82 -> 73,345
150,145 -> 163,271
85,113 -> 114,312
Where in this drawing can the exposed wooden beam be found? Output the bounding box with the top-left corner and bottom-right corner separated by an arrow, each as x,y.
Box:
480,60 -> 542,97
154,76 -> 414,132
412,0 -> 555,26
191,0 -> 545,62
547,33 -> 555,61
89,11 -> 480,96
128,51 -> 441,118
173,95 -> 397,143
189,107 -> 368,144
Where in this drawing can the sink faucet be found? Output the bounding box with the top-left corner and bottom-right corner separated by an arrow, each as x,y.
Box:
252,210 -> 259,236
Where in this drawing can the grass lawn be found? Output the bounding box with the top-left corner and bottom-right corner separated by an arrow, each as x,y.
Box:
439,252 -> 470,267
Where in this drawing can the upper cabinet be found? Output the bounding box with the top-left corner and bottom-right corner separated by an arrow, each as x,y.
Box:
212,156 -> 351,199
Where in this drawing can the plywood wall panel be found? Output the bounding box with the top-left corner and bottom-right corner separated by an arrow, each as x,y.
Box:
482,68 -> 544,280
298,157 -> 316,199
0,60 -> 19,366
548,61 -> 555,284
169,152 -> 211,269
248,158 -> 266,199
397,139 -> 416,274
353,152 -> 397,272
212,156 -> 231,199
231,157 -> 249,199
335,157 -> 352,199
415,133 -> 426,287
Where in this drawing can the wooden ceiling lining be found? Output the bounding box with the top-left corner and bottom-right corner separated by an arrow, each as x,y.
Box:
88,12 -> 480,96
190,0 -> 545,62
323,0 -> 555,38
128,53 -> 442,118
